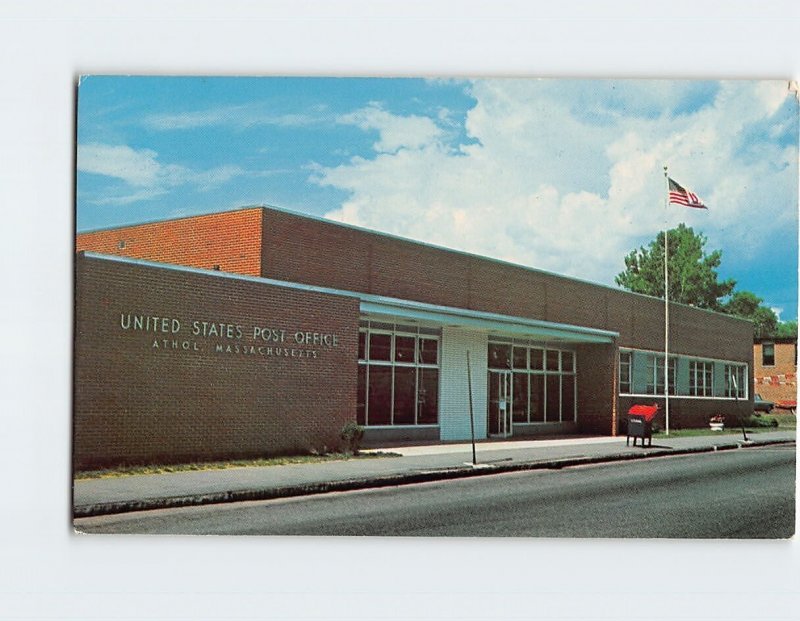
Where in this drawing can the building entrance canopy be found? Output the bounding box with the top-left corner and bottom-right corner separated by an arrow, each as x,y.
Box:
359,294 -> 618,344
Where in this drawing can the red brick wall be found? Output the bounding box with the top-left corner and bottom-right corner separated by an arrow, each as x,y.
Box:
74,254 -> 359,469
259,208 -> 753,365
76,208 -> 263,276
576,343 -> 618,435
753,341 -> 797,405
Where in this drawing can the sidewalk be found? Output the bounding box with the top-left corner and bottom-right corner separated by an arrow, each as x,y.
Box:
73,430 -> 796,518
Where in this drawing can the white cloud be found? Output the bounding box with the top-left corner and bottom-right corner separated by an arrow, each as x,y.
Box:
77,143 -> 162,187
315,79 -> 797,287
143,105 -> 321,131
337,104 -> 443,153
78,142 -> 246,204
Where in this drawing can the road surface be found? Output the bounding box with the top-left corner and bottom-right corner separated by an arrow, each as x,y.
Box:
75,444 -> 796,537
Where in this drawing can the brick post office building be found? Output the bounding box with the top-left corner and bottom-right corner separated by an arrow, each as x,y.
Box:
74,206 -> 754,468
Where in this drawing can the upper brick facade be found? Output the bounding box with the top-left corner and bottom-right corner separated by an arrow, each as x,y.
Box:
258,208 -> 752,365
77,205 -> 753,366
76,208 -> 264,276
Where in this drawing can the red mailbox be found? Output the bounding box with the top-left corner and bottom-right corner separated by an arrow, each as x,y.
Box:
626,404 -> 658,447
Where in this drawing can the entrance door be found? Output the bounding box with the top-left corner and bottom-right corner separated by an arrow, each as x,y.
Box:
487,370 -> 512,437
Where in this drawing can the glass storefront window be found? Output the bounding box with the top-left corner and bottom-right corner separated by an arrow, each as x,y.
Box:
358,324 -> 440,426
369,333 -> 391,361
619,351 -> 631,394
367,366 -> 392,425
393,367 -> 416,424
530,348 -> 544,371
488,343 -> 512,369
394,335 -> 415,363
513,347 -> 528,369
562,375 -> 575,421
529,375 -> 545,422
417,367 -> 439,424
512,372 -> 528,422
487,340 -> 577,424
418,338 -> 438,365
357,365 -> 366,425
546,375 -> 560,421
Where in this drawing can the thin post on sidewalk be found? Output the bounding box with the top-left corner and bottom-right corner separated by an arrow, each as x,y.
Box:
466,350 -> 477,465
732,373 -> 749,442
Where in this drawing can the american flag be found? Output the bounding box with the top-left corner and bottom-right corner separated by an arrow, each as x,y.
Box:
668,177 -> 708,209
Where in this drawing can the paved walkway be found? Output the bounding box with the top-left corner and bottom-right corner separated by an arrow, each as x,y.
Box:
73,430 -> 795,517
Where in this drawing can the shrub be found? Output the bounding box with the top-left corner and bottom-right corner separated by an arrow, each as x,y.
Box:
340,421 -> 365,455
744,415 -> 779,428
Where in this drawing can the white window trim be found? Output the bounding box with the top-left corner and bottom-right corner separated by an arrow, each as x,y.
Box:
618,347 -> 749,400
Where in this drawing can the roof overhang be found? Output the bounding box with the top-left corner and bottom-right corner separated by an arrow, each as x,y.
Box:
359,295 -> 618,344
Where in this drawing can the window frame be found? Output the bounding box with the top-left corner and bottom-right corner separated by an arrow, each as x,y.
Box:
619,351 -> 632,394
724,364 -> 747,399
689,359 -> 714,397
358,323 -> 440,427
761,342 -> 775,367
489,339 -> 577,424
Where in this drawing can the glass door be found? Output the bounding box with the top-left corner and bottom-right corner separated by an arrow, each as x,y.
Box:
488,370 -> 512,437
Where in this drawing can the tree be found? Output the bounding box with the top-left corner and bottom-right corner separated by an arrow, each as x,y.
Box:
775,320 -> 798,339
615,224 -> 735,310
721,291 -> 778,338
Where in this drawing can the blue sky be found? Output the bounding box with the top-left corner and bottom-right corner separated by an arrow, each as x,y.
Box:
77,76 -> 798,320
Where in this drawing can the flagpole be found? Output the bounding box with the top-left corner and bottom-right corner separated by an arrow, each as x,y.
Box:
663,165 -> 670,436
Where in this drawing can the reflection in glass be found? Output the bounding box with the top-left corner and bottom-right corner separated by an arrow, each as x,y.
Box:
418,368 -> 439,424
367,365 -> 392,424
529,375 -> 544,422
513,373 -> 528,422
369,333 -> 391,361
357,364 -> 366,425
418,338 -> 438,365
561,375 -> 575,421
393,367 -> 416,423
513,347 -> 528,369
394,335 -> 415,363
546,375 -> 560,421
488,343 -> 511,369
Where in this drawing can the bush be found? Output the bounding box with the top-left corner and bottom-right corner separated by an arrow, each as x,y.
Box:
340,421 -> 364,455
744,415 -> 779,428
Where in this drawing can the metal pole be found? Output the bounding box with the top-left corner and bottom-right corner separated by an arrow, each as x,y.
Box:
663,165 -> 671,436
466,350 -> 477,465
732,373 -> 748,442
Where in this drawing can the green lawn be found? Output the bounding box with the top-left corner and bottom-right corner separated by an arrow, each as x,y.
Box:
653,412 -> 796,438
75,451 -> 400,480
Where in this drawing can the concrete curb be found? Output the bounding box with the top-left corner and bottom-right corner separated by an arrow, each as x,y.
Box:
73,438 -> 795,519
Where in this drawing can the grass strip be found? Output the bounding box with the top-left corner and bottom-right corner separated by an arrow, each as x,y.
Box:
75,451 -> 400,480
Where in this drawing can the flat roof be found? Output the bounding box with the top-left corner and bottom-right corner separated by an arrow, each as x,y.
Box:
81,252 -> 618,344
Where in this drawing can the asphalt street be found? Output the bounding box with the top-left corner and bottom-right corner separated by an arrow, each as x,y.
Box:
75,445 -> 795,537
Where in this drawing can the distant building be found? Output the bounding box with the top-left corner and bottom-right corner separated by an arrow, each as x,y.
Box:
74,206 -> 754,468
753,338 -> 798,408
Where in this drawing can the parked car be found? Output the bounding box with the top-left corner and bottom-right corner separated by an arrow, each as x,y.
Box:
753,393 -> 774,413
